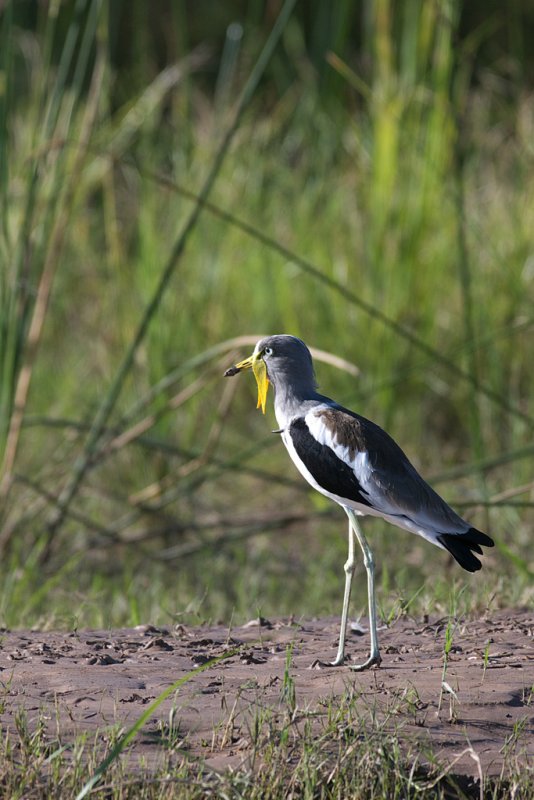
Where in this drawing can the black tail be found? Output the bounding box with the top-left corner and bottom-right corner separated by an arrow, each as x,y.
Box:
437,527 -> 494,572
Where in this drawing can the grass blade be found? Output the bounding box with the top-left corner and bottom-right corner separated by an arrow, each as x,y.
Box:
75,648 -> 239,800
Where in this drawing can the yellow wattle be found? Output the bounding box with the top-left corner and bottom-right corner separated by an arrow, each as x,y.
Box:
252,359 -> 269,414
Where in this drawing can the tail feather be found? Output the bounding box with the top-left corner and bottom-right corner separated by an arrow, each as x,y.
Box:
438,527 -> 494,573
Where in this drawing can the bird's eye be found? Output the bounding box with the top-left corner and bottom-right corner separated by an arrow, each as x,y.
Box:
264,346 -> 273,356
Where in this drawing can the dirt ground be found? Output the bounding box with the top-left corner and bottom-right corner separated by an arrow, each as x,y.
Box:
0,610 -> 532,783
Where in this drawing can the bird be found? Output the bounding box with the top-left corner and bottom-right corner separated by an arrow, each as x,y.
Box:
224,334 -> 494,671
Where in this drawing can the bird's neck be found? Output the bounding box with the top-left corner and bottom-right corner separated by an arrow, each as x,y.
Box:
272,382 -> 331,429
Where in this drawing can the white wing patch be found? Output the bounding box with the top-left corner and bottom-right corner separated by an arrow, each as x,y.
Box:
305,409 -> 374,492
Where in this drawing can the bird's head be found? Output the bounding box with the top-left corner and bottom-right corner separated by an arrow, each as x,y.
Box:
224,334 -> 315,413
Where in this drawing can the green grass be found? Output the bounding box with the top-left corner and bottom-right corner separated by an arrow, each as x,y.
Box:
0,0 -> 532,634
1,681 -> 532,799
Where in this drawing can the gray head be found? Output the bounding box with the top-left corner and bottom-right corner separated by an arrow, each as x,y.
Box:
255,335 -> 317,391
224,334 -> 318,414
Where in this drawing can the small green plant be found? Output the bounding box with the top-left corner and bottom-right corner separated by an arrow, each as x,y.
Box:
153,703 -> 184,751
500,716 -> 529,761
280,643 -> 296,714
522,685 -> 534,707
401,684 -> 428,725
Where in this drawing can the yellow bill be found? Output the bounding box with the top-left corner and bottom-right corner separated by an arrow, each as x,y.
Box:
228,352 -> 270,414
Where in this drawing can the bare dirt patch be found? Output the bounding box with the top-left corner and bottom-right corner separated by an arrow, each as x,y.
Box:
0,610 -> 532,781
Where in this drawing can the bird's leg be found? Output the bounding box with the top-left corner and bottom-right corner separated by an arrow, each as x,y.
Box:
345,509 -> 382,671
328,519 -> 356,666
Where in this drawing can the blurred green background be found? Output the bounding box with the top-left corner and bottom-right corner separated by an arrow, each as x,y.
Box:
0,0 -> 532,629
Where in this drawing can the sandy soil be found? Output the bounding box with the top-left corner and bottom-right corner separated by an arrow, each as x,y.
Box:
0,610 -> 532,782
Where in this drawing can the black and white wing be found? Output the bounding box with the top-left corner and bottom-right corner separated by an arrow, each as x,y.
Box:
283,405 -> 494,571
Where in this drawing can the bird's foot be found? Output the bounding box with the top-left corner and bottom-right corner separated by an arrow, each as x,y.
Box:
310,656 -> 346,669
311,652 -> 381,670
348,652 -> 382,672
